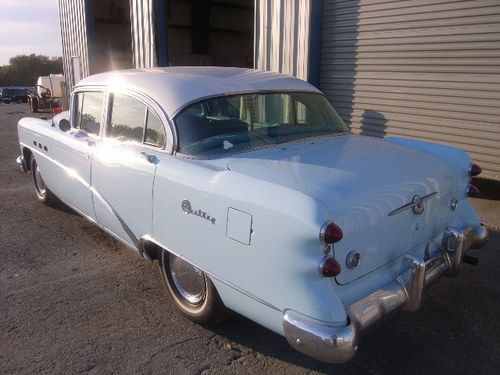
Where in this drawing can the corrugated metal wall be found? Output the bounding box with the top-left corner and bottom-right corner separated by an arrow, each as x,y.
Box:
130,0 -> 157,69
58,0 -> 91,90
255,0 -> 311,81
319,0 -> 500,179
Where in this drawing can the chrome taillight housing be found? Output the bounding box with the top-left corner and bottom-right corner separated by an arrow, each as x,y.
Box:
319,256 -> 342,277
319,221 -> 344,277
467,163 -> 481,197
468,184 -> 480,197
319,221 -> 343,244
469,163 -> 482,177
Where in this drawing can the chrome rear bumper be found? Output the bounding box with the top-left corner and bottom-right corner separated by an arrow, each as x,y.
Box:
16,155 -> 28,173
283,224 -> 488,363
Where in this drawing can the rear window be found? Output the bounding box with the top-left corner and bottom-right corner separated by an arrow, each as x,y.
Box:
174,92 -> 349,157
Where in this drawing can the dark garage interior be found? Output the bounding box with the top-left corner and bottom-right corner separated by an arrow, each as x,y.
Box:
163,0 -> 254,67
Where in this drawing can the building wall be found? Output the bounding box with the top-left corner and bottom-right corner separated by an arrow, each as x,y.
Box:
130,0 -> 158,68
58,0 -> 91,90
319,0 -> 500,179
254,0 -> 312,81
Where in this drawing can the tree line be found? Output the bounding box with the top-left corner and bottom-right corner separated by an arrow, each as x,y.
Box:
0,54 -> 63,87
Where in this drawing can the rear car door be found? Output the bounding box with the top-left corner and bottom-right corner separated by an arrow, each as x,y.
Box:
50,90 -> 104,219
91,91 -> 166,248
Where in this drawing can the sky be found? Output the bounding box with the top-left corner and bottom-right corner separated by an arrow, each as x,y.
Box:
0,0 -> 62,65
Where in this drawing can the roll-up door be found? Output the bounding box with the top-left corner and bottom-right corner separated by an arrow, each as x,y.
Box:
319,0 -> 500,179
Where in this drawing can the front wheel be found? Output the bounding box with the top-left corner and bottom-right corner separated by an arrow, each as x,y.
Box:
158,250 -> 229,325
30,155 -> 58,206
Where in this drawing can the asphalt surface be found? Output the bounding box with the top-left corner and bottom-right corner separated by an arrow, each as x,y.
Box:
1,102 -> 499,374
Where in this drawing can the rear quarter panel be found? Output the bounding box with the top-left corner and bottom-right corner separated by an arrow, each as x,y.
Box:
152,156 -> 349,332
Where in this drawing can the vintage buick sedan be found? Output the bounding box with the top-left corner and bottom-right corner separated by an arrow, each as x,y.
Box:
16,67 -> 488,363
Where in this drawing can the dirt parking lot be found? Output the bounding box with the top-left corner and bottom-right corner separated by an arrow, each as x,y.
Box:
1,103 -> 499,374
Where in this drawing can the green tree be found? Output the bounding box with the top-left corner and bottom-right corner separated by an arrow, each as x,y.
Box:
0,54 -> 62,86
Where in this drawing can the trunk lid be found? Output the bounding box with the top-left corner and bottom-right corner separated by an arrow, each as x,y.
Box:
227,135 -> 458,284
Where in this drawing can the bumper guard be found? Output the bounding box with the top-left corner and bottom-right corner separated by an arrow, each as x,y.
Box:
283,224 -> 489,363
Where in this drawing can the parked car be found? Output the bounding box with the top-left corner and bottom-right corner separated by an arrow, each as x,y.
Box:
1,87 -> 29,103
15,67 -> 488,363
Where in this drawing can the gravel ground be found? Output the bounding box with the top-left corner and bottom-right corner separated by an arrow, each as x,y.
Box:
1,103 -> 499,375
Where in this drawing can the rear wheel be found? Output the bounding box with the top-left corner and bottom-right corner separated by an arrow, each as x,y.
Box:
30,155 -> 58,206
158,250 -> 229,325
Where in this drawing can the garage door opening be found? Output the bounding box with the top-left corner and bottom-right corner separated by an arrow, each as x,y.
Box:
162,0 -> 254,68
90,0 -> 133,72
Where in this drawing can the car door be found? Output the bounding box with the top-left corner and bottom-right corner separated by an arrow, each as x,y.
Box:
91,91 -> 167,249
49,89 -> 105,219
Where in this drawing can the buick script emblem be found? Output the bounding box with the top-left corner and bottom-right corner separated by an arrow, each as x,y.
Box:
388,192 -> 437,216
181,200 -> 216,225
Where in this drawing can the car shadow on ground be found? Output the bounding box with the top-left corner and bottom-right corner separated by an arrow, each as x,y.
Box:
51,201 -> 78,215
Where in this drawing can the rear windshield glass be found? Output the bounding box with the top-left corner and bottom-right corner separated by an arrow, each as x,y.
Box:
174,92 -> 349,157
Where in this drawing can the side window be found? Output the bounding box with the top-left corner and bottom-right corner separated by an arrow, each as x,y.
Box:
74,92 -> 84,128
144,109 -> 165,147
74,91 -> 104,135
108,93 -> 146,143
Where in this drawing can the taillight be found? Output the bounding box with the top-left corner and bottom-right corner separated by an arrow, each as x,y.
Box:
320,221 -> 343,244
319,256 -> 342,277
469,163 -> 482,177
468,184 -> 480,197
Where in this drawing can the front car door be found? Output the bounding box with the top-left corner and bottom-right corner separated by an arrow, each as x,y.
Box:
49,89 -> 105,219
91,91 -> 167,249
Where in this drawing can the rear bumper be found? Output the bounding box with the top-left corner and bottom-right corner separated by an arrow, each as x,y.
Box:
283,224 -> 488,363
16,155 -> 28,173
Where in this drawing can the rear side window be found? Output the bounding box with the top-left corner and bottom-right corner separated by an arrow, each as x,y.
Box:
108,93 -> 146,143
144,110 -> 165,147
74,91 -> 104,135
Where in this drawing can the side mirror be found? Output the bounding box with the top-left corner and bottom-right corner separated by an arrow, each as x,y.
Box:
59,118 -> 71,132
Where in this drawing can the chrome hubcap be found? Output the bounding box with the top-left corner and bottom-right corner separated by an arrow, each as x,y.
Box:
34,165 -> 46,196
168,254 -> 206,306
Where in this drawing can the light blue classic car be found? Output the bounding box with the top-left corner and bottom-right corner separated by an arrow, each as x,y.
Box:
16,67 -> 488,363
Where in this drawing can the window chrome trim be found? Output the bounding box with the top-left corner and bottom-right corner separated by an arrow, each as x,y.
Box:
71,85 -> 107,133
170,89 -> 323,119
73,84 -> 175,153
104,86 -> 173,152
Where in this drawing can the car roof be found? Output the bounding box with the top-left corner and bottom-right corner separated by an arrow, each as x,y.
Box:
76,67 -> 321,117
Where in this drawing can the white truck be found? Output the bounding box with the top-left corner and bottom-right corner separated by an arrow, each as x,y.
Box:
27,74 -> 65,113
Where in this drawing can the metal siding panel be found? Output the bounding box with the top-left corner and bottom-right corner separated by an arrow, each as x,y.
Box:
130,0 -> 157,69
319,0 -> 500,179
58,0 -> 90,90
255,0 -> 311,81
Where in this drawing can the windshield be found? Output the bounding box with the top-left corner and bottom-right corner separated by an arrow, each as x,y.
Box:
174,92 -> 349,157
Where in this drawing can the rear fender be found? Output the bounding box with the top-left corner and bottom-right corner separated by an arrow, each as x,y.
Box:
386,137 -> 470,195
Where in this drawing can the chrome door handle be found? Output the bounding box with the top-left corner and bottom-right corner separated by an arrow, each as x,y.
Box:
86,139 -> 96,146
140,151 -> 157,164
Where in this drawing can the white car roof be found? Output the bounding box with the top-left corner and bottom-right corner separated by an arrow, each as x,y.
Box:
76,67 -> 321,117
